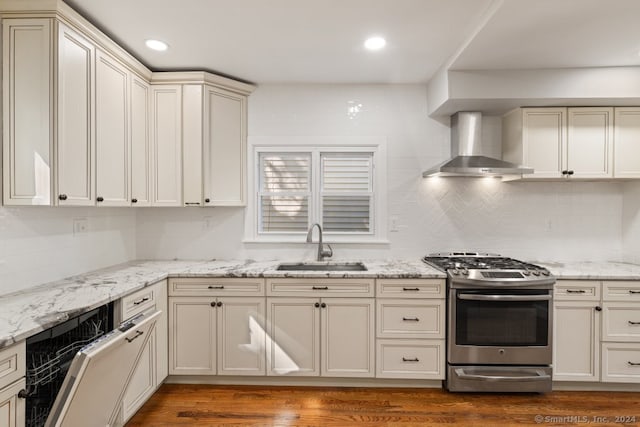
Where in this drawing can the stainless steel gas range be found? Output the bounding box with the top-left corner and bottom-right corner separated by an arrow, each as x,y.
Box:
423,252 -> 556,393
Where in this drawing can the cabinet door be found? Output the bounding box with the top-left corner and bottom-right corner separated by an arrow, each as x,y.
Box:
0,379 -> 26,427
522,108 -> 566,178
130,76 -> 152,206
553,301 -> 600,381
217,297 -> 266,376
155,280 -> 169,385
56,22 -> 95,205
121,323 -> 156,423
613,107 -> 640,178
567,107 -> 613,178
151,85 -> 182,206
95,49 -> 129,206
321,298 -> 375,377
2,18 -> 53,206
181,84 -> 204,206
266,298 -> 320,376
168,297 -> 216,375
203,86 -> 247,206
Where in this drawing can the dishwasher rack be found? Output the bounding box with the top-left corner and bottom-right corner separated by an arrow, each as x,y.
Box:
24,303 -> 113,427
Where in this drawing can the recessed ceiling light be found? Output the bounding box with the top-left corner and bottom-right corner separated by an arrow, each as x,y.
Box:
364,36 -> 386,51
145,39 -> 169,51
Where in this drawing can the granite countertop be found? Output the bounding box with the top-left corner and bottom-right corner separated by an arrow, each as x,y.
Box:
534,261 -> 640,280
0,259 -> 444,349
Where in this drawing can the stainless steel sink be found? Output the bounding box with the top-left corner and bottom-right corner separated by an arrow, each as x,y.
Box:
276,262 -> 367,272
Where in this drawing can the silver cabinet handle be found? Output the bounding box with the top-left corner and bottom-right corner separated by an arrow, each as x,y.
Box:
125,330 -> 143,343
458,294 -> 552,302
454,368 -> 550,382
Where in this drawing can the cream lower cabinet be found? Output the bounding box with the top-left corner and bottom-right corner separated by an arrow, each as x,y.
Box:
601,281 -> 640,383
266,278 -> 375,378
0,341 -> 26,427
375,279 -> 445,379
553,280 -> 602,382
119,280 -> 168,424
168,278 -> 266,376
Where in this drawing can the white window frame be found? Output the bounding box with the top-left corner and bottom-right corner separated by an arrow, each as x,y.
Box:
245,136 -> 388,244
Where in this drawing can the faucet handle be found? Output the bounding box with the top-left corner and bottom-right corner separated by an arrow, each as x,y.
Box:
321,244 -> 333,260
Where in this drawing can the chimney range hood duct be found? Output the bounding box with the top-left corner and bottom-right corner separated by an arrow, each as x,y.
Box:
422,112 -> 534,177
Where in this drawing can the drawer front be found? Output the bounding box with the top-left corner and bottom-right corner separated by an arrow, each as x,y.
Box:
376,279 -> 445,299
377,299 -> 444,339
554,280 -> 601,301
266,278 -> 374,297
376,339 -> 444,379
602,303 -> 640,342
601,342 -> 640,383
169,278 -> 265,297
603,281 -> 640,302
0,341 -> 25,389
121,284 -> 159,320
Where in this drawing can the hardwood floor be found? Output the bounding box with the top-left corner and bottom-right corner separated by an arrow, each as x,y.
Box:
126,384 -> 640,426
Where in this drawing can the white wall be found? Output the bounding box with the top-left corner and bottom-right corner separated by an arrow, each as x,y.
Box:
136,84 -> 625,263
623,182 -> 640,263
0,206 -> 136,296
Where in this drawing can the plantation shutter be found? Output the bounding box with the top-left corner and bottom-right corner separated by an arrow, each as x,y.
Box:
259,153 -> 311,232
321,153 -> 373,233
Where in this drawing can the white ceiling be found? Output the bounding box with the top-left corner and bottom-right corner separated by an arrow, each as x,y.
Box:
65,0 -> 640,85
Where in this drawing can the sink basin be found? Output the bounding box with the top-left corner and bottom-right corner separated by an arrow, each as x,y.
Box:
276,262 -> 367,272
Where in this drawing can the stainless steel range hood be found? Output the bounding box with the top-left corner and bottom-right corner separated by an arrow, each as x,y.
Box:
422,112 -> 534,177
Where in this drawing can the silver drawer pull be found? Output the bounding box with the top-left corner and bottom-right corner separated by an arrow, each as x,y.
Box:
627,361 -> 640,366
402,357 -> 419,362
402,317 -> 420,322
208,285 -> 224,289
628,321 -> 640,326
125,330 -> 144,343
566,289 -> 587,294
312,286 -> 329,290
458,294 -> 552,302
133,297 -> 149,305
630,290 -> 640,294
402,287 -> 420,291
454,368 -> 550,382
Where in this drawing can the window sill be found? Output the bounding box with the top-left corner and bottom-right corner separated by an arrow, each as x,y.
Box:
242,238 -> 391,245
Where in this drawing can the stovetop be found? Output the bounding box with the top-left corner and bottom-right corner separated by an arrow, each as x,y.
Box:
422,252 -> 554,287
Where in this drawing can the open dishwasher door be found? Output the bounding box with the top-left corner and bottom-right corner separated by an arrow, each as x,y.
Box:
45,310 -> 161,427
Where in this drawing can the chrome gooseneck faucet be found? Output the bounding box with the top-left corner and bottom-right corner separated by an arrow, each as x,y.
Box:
306,223 -> 333,261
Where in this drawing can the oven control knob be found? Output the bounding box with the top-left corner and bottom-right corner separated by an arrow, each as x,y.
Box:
451,269 -> 460,275
522,270 -> 531,276
532,270 -> 541,276
541,270 -> 551,276
460,268 -> 469,276
499,349 -> 505,355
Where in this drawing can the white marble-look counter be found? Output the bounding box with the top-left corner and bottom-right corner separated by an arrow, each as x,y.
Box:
534,261 -> 640,280
0,259 -> 444,349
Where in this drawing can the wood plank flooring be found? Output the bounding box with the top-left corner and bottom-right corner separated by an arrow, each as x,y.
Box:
126,384 -> 640,426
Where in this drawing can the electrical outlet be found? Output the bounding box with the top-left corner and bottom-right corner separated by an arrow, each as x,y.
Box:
73,218 -> 88,235
203,216 -> 213,229
390,215 -> 400,232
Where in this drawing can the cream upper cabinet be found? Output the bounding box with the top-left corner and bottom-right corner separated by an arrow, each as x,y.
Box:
56,22 -> 96,205
150,84 -> 183,206
613,107 -> 640,178
95,49 -> 129,206
503,107 -> 566,179
2,18 -> 95,206
566,107 -> 613,179
130,76 -> 152,206
182,79 -> 253,207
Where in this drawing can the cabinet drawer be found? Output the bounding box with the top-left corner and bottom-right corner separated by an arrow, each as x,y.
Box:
121,284 -> 159,320
169,278 -> 265,297
603,281 -> 640,302
0,341 -> 25,389
266,278 -> 374,297
376,279 -> 445,298
603,303 -> 640,342
554,280 -> 601,301
601,342 -> 640,383
376,339 -> 444,379
377,299 -> 444,339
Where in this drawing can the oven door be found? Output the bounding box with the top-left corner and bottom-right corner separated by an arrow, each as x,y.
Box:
448,288 -> 552,365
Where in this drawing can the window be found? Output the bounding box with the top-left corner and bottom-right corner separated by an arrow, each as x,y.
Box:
248,140 -> 386,243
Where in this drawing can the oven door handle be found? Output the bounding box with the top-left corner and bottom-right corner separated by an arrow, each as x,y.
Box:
457,293 -> 552,302
454,368 -> 551,382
